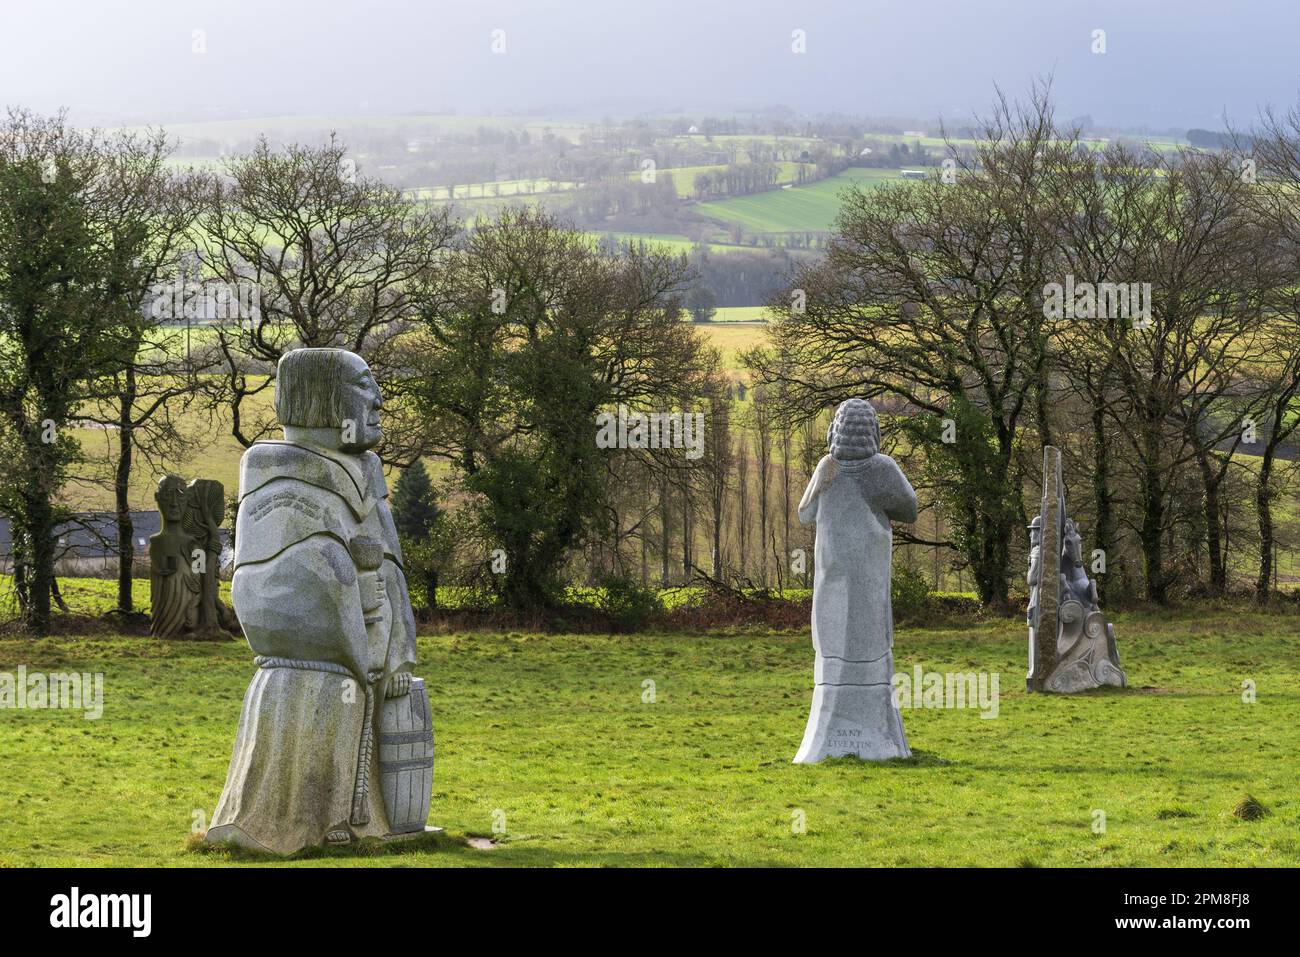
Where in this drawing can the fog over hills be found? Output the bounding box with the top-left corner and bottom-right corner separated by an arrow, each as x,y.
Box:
2,0 -> 1297,130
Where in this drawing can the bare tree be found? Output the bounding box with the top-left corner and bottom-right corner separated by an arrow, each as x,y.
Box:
198,135 -> 456,451
734,430 -> 751,582
1239,104 -> 1300,598
778,404 -> 793,589
0,110 -> 166,632
702,381 -> 734,577
1097,149 -> 1271,601
79,131 -> 211,614
746,87 -> 1069,606
751,385 -> 774,587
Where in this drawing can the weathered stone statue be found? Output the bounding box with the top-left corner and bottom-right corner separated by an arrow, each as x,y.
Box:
184,478 -> 238,635
206,348 -> 434,855
1026,446 -> 1126,693
794,398 -> 917,763
150,474 -> 236,640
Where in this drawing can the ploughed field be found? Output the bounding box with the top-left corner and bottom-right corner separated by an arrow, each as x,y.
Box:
0,607 -> 1296,866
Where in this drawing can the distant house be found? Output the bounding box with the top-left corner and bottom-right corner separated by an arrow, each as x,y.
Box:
0,511 -> 230,575
902,130 -> 927,138
900,169 -> 928,179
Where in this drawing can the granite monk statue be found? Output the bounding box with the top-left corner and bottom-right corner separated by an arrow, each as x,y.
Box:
794,398 -> 918,763
150,474 -> 237,640
206,348 -> 435,855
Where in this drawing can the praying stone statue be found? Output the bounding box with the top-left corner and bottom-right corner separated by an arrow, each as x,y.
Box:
1026,446 -> 1126,693
206,348 -> 434,855
150,474 -> 237,640
794,398 -> 917,764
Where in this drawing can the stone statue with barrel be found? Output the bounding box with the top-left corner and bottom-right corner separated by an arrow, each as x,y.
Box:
1026,446 -> 1126,693
206,347 -> 435,854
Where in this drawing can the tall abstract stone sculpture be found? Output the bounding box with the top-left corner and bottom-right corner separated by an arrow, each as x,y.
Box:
150,474 -> 237,639
1026,446 -> 1126,693
794,398 -> 918,763
206,348 -> 434,855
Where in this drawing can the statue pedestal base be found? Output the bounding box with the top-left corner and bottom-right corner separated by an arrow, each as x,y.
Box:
206,823 -> 443,855
380,825 -> 443,843
793,682 -> 911,764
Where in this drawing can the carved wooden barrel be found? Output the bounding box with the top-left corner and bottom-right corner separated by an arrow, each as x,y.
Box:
379,677 -> 434,833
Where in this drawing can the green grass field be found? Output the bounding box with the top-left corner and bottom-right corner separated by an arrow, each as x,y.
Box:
710,306 -> 769,322
407,178 -> 576,201
699,320 -> 765,372
0,606 -> 1294,867
592,232 -> 800,254
593,231 -> 710,254
626,161 -> 814,196
697,167 -> 899,233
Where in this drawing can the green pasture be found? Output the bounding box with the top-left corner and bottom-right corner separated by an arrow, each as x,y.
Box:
0,605 -> 1294,866
696,167 -> 899,233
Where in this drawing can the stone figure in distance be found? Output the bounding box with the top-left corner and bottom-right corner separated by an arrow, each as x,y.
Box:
794,398 -> 918,764
183,477 -> 238,635
206,348 -> 435,855
1026,446 -> 1126,693
149,474 -> 237,640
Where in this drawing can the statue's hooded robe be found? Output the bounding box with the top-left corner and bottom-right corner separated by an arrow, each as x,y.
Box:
208,440 -> 418,854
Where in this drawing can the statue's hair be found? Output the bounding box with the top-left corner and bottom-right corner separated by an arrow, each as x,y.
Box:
826,398 -> 880,462
275,348 -> 357,428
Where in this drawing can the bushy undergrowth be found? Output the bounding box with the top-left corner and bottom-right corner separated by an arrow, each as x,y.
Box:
891,566 -> 932,622
9,571 -> 1300,637
592,574 -> 665,632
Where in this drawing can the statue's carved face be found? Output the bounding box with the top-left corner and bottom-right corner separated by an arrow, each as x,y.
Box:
338,353 -> 383,453
156,479 -> 186,522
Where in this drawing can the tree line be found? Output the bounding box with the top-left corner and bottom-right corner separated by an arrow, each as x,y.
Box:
0,108 -> 720,632
749,86 -> 1300,608
6,86 -> 1300,638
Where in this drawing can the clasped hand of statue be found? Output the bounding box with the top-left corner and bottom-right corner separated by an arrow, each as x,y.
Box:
386,671 -> 412,698
798,455 -> 837,513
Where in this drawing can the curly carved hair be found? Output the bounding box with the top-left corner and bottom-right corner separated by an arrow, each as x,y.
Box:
826,398 -> 880,462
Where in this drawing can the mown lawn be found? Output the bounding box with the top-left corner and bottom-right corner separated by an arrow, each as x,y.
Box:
0,607 -> 1296,867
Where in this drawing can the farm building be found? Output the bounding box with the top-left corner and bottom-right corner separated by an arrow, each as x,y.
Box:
0,512 -> 231,575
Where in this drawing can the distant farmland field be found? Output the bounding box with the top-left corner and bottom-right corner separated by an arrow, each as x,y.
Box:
710,306 -> 769,322
696,167 -> 900,233
591,232 -> 766,255
408,178 -> 576,201
594,232 -> 705,254
698,320 -> 765,372
628,161 -> 814,196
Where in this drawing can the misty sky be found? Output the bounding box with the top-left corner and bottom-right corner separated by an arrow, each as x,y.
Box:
2,0 -> 1297,129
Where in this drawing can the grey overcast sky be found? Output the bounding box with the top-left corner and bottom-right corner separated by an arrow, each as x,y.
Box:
1,0 -> 1296,129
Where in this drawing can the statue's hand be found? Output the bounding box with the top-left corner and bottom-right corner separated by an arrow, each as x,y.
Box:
798,455 -> 836,521
386,672 -> 412,698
